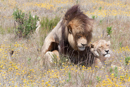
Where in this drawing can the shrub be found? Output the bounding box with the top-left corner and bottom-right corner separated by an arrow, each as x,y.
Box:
13,8 -> 39,38
92,15 -> 95,19
107,26 -> 112,36
99,7 -> 102,10
125,57 -> 130,65
114,67 -> 118,77
67,72 -> 71,82
119,42 -> 122,47
96,76 -> 101,82
109,67 -> 113,73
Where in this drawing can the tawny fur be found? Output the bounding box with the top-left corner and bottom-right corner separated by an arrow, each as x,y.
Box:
90,40 -> 113,68
40,50 -> 60,67
91,40 -> 123,70
40,5 -> 94,66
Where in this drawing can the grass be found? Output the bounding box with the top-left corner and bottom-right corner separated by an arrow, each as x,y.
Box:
0,26 -> 5,34
38,16 -> 60,47
0,0 -> 130,87
40,16 -> 60,31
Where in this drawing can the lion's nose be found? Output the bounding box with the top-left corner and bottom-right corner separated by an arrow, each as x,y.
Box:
105,50 -> 109,53
81,43 -> 87,47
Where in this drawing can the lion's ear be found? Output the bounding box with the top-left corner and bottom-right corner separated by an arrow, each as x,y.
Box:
68,25 -> 72,34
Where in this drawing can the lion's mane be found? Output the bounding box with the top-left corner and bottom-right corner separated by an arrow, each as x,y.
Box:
59,5 -> 94,64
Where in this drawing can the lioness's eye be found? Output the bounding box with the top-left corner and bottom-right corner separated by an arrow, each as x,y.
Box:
107,44 -> 109,46
100,46 -> 103,48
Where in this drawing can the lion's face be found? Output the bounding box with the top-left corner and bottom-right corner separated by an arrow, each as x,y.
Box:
91,40 -> 111,59
67,19 -> 92,51
68,33 -> 87,51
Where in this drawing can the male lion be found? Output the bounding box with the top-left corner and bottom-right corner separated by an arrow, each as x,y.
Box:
90,40 -> 113,68
40,5 -> 94,65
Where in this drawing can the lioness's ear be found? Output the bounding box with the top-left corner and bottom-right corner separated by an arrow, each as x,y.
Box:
91,44 -> 94,48
107,41 -> 111,46
68,25 -> 72,34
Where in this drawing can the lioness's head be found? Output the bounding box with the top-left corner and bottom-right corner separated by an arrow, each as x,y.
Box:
63,5 -> 93,51
91,40 -> 111,59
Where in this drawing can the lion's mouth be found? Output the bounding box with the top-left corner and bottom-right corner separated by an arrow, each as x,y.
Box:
103,54 -> 111,58
78,47 -> 85,51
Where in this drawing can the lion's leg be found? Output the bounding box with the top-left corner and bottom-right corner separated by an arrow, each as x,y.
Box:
45,50 -> 60,63
42,50 -> 60,67
52,50 -> 60,61
40,35 -> 56,65
41,37 -> 55,54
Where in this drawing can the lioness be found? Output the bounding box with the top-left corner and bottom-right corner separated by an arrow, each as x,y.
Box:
90,40 -> 113,68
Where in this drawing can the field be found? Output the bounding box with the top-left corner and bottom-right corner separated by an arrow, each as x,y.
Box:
0,0 -> 130,87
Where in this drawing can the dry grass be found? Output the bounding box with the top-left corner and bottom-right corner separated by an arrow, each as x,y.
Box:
0,0 -> 130,87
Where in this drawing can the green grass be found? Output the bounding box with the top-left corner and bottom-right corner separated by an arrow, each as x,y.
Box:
0,26 -> 5,34
38,16 -> 60,47
40,16 -> 60,31
0,0 -> 130,86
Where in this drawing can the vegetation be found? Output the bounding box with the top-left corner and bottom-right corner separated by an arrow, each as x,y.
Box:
125,57 -> 130,65
107,26 -> 112,36
0,0 -> 130,86
92,15 -> 96,19
40,16 -> 60,31
13,8 -> 39,38
38,16 -> 60,47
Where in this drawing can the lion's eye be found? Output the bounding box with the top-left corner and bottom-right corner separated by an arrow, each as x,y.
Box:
77,35 -> 81,38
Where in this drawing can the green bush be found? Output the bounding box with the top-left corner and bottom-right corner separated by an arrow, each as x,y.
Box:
125,57 -> 130,65
92,15 -> 95,19
107,26 -> 112,36
13,8 -> 39,38
114,67 -> 118,77
99,7 -> 102,10
96,76 -> 101,82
